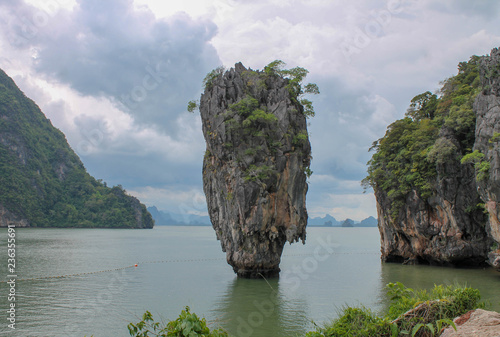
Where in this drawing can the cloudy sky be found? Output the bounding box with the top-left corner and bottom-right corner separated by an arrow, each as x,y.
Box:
1,0 -> 500,221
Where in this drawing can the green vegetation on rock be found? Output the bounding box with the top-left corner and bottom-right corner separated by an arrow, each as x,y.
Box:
263,60 -> 320,118
0,68 -> 153,228
193,60 -> 319,118
490,132 -> 500,144
228,95 -> 278,130
200,61 -> 318,185
363,56 -> 482,219
203,66 -> 225,90
461,150 -> 491,182
198,61 -> 315,277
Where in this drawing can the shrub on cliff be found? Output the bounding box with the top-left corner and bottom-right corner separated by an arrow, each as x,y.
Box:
363,56 -> 482,220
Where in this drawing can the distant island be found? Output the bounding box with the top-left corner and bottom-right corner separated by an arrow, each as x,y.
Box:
308,214 -> 377,227
147,206 -> 212,226
0,68 -> 153,228
148,206 -> 377,227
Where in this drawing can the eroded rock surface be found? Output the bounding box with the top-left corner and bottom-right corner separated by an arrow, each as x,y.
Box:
199,63 -> 311,278
374,49 -> 500,266
474,48 -> 500,269
376,134 -> 490,265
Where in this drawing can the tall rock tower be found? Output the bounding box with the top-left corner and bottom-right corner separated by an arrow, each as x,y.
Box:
199,62 -> 314,278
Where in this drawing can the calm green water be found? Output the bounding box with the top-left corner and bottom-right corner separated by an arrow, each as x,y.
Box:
0,227 -> 499,336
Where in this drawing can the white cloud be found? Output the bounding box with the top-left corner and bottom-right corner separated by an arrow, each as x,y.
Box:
127,185 -> 207,215
2,0 -> 500,220
133,0 -> 218,19
309,193 -> 377,221
365,94 -> 398,132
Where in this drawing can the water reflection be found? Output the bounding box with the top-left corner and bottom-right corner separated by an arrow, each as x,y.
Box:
213,277 -> 309,337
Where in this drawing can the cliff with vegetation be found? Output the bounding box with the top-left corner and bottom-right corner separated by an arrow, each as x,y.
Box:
364,48 -> 500,267
198,61 -> 317,277
0,68 -> 154,228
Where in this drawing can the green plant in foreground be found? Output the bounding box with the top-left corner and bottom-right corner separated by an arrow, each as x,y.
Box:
126,283 -> 482,336
307,282 -> 481,337
385,282 -> 480,336
306,306 -> 392,337
128,306 -> 228,337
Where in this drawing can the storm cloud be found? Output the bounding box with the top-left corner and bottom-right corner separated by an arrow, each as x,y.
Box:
1,0 -> 500,220
1,0 -> 220,135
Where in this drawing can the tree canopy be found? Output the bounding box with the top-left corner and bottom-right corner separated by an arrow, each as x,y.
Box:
0,69 -> 153,228
363,56 -> 482,219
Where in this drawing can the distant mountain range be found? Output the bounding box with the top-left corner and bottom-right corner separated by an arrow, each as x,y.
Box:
148,206 -> 377,227
308,214 -> 377,227
148,206 -> 212,226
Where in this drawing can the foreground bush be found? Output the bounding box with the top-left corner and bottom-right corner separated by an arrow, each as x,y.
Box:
128,283 -> 483,337
306,306 -> 392,337
307,282 -> 483,337
128,306 -> 228,337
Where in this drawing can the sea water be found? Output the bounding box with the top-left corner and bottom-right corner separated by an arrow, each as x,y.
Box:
0,227 -> 499,336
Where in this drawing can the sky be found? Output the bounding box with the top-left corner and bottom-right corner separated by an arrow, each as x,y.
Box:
1,0 -> 500,221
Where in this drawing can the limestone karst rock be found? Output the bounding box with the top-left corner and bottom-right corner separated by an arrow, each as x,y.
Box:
474,48 -> 500,269
199,62 -> 313,278
375,157 -> 490,265
367,49 -> 500,267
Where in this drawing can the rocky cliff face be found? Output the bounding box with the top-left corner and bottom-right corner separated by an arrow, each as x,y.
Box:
376,153 -> 489,265
474,48 -> 500,269
371,50 -> 500,267
200,63 -> 311,278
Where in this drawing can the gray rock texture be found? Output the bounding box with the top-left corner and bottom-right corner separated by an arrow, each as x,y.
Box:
474,47 -> 500,269
199,63 -> 311,278
375,49 -> 500,266
441,309 -> 500,337
376,142 -> 490,265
